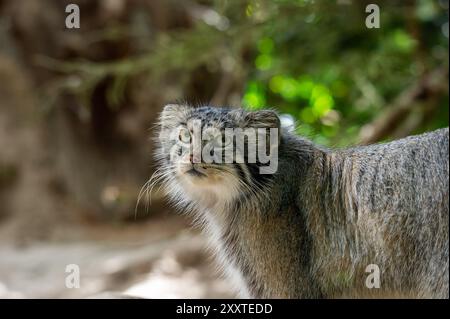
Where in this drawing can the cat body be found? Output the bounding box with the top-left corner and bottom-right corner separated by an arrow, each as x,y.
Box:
156,104 -> 449,298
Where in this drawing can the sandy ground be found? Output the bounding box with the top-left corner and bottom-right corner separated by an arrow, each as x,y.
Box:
0,222 -> 235,299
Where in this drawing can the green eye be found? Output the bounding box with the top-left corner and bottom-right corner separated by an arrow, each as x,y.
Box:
178,128 -> 191,142
215,134 -> 232,147
223,135 -> 233,146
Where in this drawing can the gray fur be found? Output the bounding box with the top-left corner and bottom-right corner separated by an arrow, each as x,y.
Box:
155,104 -> 449,298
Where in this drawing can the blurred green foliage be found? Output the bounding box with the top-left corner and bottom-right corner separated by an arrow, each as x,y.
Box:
238,0 -> 448,145
55,0 -> 449,146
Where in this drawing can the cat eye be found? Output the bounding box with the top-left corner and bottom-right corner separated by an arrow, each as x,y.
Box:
178,128 -> 191,143
214,134 -> 232,147
223,135 -> 233,147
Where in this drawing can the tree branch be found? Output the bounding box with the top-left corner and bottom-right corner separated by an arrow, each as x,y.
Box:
358,67 -> 449,144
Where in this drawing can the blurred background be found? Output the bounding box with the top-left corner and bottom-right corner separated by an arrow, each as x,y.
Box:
0,0 -> 448,298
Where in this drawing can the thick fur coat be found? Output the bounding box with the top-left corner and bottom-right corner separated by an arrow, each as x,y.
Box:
156,104 -> 449,298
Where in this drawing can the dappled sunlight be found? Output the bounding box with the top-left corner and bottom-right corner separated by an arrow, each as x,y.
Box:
125,250 -> 233,299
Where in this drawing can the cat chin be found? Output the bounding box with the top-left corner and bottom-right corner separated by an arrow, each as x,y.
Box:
177,173 -> 240,208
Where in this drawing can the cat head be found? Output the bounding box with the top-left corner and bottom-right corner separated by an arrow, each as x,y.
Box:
156,104 -> 280,208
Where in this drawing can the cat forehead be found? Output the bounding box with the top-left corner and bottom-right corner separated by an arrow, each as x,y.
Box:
185,107 -> 239,128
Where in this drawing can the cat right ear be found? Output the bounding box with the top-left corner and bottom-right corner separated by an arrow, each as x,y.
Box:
160,104 -> 188,123
161,104 -> 185,116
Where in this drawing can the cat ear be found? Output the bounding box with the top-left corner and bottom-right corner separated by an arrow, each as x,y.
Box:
244,110 -> 280,129
161,104 -> 187,117
160,104 -> 189,124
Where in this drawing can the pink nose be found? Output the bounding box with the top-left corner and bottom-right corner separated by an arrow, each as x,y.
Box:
190,153 -> 201,163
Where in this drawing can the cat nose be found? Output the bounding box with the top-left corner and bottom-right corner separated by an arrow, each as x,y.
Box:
190,153 -> 201,163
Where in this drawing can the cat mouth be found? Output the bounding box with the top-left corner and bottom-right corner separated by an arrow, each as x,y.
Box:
185,168 -> 207,178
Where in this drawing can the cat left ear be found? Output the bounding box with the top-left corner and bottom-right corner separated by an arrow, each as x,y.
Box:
244,110 -> 280,129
